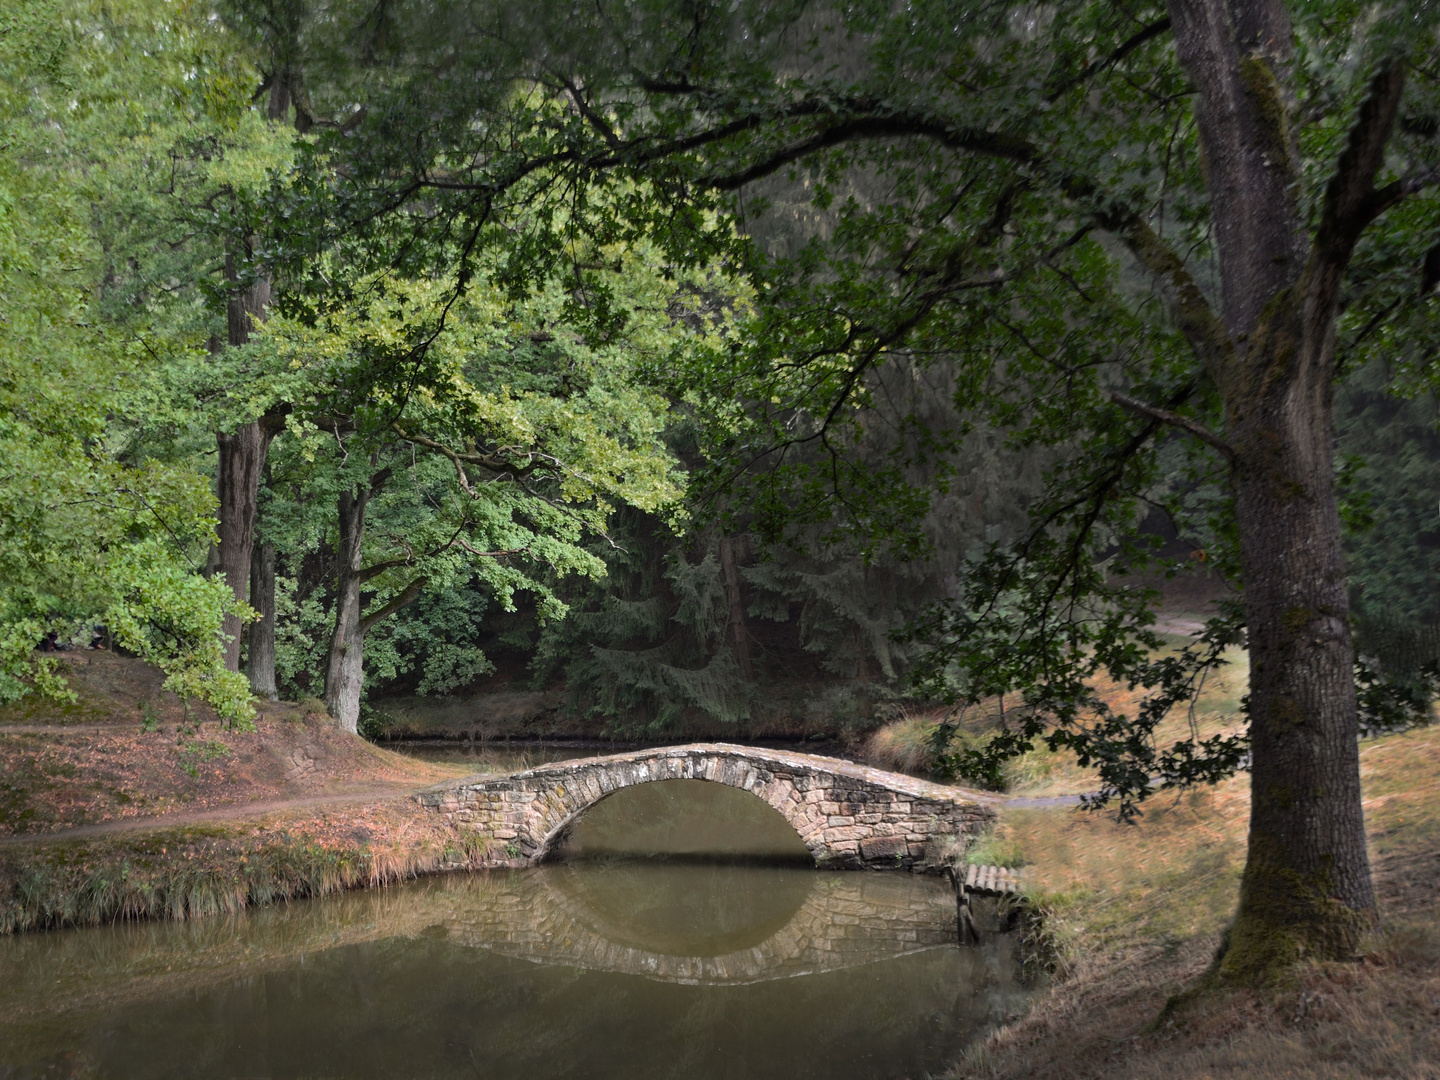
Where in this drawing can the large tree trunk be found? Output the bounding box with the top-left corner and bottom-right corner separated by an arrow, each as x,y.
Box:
1223,324 -> 1373,976
212,250 -> 276,671
248,541 -> 278,700
1166,0 -> 1399,974
324,486 -> 371,734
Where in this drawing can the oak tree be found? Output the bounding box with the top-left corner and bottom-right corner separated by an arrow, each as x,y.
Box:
289,0 -> 1440,977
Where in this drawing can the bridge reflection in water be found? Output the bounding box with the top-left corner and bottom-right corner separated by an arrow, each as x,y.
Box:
445,863 -> 960,985
440,777 -> 966,985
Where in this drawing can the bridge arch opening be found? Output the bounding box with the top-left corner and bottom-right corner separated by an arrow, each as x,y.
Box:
544,779 -> 814,865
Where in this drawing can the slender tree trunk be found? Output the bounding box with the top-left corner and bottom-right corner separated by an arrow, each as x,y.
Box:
325,486 -> 371,734
210,69 -> 297,669
215,421 -> 269,670
718,534 -> 752,679
248,541 -> 278,700
321,466 -> 427,735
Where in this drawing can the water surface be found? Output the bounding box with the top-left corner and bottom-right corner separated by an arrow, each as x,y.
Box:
0,780 -> 1032,1079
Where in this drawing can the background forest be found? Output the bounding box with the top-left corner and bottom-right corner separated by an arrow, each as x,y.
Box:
5,0 -> 1440,750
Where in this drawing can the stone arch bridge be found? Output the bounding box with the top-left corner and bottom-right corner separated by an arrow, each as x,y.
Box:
415,743 -> 996,871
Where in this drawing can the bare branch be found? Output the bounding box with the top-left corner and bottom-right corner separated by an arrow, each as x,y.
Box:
392,426 -> 547,485
1314,61 -> 1408,271
1099,210 -> 1234,380
1110,391 -> 1235,463
356,555 -> 413,584
452,538 -> 523,559
360,575 -> 427,633
1044,17 -> 1173,102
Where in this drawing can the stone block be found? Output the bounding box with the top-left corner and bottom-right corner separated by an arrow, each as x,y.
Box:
859,835 -> 909,861
826,815 -> 855,827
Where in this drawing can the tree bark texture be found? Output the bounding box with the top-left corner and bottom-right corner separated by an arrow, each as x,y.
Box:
210,70 -> 297,671
322,468 -> 426,735
325,485 -> 371,735
248,541 -> 278,700
1166,0 -> 1396,974
226,253 -> 272,350
215,421 -> 270,671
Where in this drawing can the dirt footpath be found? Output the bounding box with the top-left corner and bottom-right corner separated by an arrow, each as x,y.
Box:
0,651 -> 469,839
0,653 -> 487,934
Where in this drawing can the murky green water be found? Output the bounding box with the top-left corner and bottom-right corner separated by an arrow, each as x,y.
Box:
0,782 -> 1033,1080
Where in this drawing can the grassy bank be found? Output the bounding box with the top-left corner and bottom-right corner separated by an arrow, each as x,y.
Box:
0,793 -> 509,934
0,652 -> 495,933
0,794 -> 503,934
945,725 -> 1440,1079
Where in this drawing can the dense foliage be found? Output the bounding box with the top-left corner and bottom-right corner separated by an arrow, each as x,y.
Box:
230,0 -> 1440,972
0,0 -> 257,721
10,0 -> 1440,974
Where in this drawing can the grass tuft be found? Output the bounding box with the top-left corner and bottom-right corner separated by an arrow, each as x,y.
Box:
0,827 -> 462,934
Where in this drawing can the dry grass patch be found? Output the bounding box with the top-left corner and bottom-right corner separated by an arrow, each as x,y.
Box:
1010,778 -> 1249,958
861,643 -> 1249,795
949,725 -> 1440,1080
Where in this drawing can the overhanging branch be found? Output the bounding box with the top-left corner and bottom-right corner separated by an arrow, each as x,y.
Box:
360,575 -> 427,633
1110,391 -> 1235,463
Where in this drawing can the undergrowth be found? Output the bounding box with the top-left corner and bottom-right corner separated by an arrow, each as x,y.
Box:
866,708 -> 1057,789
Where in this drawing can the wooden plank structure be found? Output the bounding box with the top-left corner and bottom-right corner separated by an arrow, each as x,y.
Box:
960,863 -> 1024,897
943,863 -> 1025,944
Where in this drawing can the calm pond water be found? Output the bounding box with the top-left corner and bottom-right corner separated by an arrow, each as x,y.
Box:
0,782 -> 1033,1080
